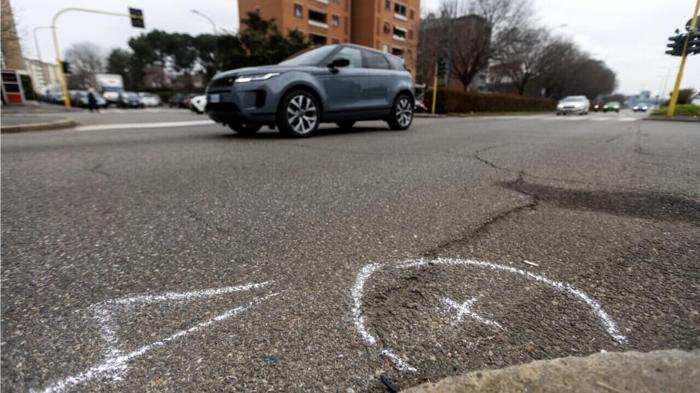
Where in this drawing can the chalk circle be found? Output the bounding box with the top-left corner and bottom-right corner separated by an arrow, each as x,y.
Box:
351,257 -> 628,373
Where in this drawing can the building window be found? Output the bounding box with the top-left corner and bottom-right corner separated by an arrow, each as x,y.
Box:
407,48 -> 413,59
409,9 -> 415,19
383,22 -> 391,34
382,44 -> 389,52
331,37 -> 340,44
294,4 -> 303,17
392,47 -> 404,57
408,29 -> 413,40
310,33 -> 327,45
394,2 -> 407,19
332,15 -> 340,27
385,0 -> 391,11
308,9 -> 328,28
393,26 -> 407,41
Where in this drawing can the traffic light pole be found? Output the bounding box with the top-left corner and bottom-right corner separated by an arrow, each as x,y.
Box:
51,8 -> 131,108
431,62 -> 438,114
667,0 -> 700,117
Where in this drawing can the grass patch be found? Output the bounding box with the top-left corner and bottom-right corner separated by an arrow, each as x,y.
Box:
653,104 -> 700,117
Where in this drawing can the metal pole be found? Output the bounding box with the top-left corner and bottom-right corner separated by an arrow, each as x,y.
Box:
431,62 -> 438,114
51,8 -> 131,108
192,10 -> 219,69
33,26 -> 52,89
667,0 -> 700,117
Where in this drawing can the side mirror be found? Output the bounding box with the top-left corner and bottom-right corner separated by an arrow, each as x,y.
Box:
328,57 -> 350,69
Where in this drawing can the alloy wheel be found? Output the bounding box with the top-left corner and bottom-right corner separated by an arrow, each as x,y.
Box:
396,97 -> 413,128
286,94 -> 318,135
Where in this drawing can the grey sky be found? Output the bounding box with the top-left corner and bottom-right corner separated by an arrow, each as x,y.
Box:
12,0 -> 699,95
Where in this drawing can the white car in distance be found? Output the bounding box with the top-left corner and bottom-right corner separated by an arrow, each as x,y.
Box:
556,96 -> 590,115
138,92 -> 162,107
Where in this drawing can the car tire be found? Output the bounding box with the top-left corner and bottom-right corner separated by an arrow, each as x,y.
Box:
387,93 -> 413,130
277,89 -> 320,138
229,122 -> 261,136
336,121 -> 355,129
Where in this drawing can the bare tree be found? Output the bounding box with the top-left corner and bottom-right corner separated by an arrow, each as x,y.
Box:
64,42 -> 105,89
431,0 -> 534,92
491,26 -> 548,95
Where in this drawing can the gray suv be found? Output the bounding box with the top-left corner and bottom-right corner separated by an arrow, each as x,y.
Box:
205,44 -> 414,137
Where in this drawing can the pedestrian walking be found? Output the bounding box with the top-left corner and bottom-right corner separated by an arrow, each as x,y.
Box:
88,88 -> 99,113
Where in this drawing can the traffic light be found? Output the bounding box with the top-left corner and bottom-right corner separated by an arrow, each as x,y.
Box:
129,8 -> 145,28
666,33 -> 686,56
688,30 -> 700,55
61,61 -> 71,74
437,59 -> 447,78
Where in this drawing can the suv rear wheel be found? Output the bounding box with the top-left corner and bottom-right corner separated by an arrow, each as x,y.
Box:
387,93 -> 413,130
277,90 -> 320,137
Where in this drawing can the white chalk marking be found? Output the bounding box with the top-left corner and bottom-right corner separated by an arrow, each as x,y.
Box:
351,263 -> 381,346
351,258 -> 627,373
74,120 -> 214,132
35,282 -> 274,393
442,297 -> 503,329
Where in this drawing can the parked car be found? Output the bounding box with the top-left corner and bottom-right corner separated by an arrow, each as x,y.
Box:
119,91 -> 142,108
604,101 -> 621,113
169,93 -> 183,108
632,103 -> 648,112
70,90 -> 107,108
205,43 -> 414,137
138,92 -> 161,107
591,101 -> 604,112
556,96 -> 590,115
181,94 -> 196,109
190,95 -> 207,114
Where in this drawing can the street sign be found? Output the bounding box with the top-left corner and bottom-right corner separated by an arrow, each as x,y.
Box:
129,8 -> 145,28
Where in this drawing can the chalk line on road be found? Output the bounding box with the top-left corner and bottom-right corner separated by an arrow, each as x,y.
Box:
351,257 -> 627,373
74,120 -> 215,132
35,282 -> 274,393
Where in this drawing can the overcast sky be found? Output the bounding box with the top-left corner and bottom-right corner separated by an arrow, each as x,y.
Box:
12,0 -> 699,95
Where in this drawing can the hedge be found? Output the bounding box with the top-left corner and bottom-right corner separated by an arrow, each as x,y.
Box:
427,90 -> 556,114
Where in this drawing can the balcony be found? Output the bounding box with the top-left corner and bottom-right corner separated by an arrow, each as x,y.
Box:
308,9 -> 328,29
393,26 -> 407,41
394,3 -> 408,20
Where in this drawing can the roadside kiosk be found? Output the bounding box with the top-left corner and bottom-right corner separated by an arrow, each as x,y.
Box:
1,69 -> 26,105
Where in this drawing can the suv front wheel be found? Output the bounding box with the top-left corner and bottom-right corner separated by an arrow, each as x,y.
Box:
387,93 -> 413,130
277,90 -> 320,137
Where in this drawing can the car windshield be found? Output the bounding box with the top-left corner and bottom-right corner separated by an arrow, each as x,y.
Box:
562,96 -> 586,102
279,45 -> 338,66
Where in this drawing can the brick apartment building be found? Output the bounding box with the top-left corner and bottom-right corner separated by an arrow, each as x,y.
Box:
238,0 -> 420,77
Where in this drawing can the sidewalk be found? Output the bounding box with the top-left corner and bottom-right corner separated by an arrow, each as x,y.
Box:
403,350 -> 700,393
1,102 -> 79,133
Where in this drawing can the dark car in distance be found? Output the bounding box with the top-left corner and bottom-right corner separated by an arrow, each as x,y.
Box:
205,44 -> 414,137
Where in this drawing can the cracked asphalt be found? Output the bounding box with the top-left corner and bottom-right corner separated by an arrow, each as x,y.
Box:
2,111 -> 699,392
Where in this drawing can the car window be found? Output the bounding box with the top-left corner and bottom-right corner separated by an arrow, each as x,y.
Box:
363,50 -> 390,69
330,46 -> 363,68
279,45 -> 338,66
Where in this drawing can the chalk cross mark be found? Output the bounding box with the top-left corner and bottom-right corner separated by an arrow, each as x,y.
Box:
442,296 -> 503,329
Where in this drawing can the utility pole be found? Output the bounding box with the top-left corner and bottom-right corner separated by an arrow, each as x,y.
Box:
666,0 -> 699,117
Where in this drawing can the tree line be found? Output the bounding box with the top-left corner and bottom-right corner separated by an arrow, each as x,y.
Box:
63,12 -> 310,91
418,0 -> 617,99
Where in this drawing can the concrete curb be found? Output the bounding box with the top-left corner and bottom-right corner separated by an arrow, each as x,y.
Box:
402,350 -> 700,393
645,115 -> 699,123
1,117 -> 77,133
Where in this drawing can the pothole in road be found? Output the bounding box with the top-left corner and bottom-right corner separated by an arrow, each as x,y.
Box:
352,258 -> 628,387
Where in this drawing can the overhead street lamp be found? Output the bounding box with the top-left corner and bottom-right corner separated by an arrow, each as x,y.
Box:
192,9 -> 220,69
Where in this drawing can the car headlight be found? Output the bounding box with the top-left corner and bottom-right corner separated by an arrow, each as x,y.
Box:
235,73 -> 280,83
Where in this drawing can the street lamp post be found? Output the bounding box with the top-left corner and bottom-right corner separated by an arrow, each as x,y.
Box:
192,9 -> 220,70
32,26 -> 53,89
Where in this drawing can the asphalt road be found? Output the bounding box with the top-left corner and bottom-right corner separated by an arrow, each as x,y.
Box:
2,110 -> 698,392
